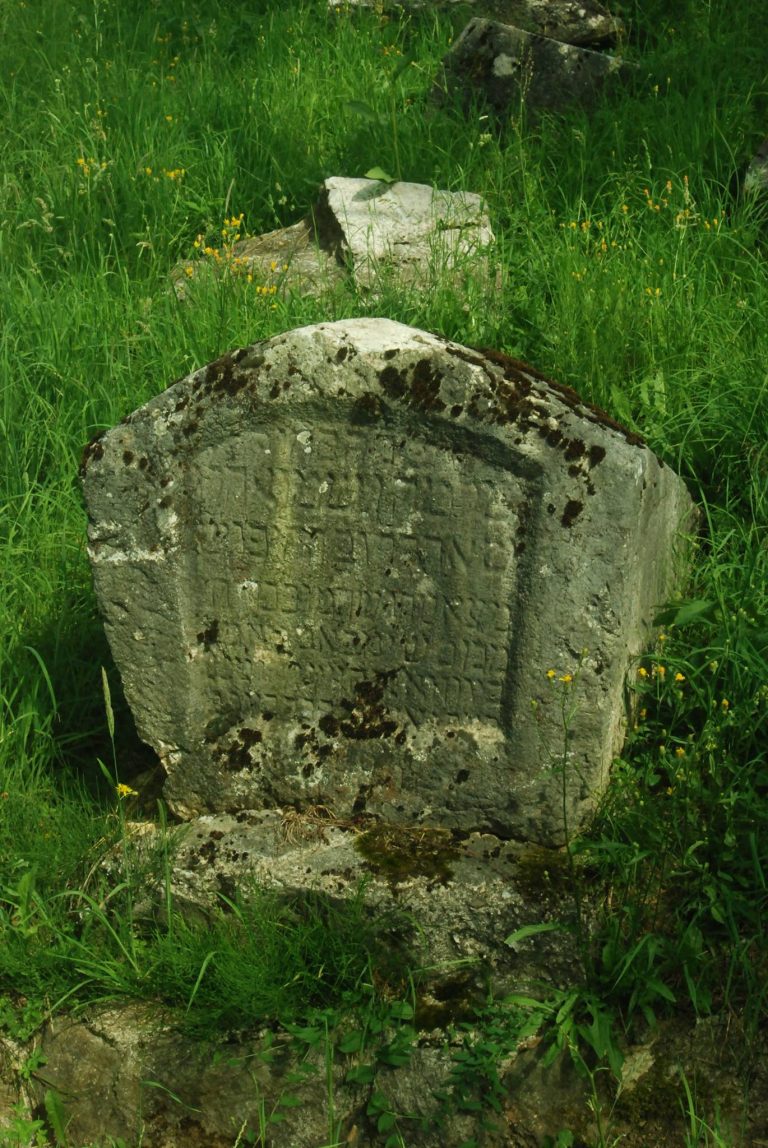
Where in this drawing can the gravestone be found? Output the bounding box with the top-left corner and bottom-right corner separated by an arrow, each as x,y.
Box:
439,18 -> 627,119
81,319 -> 694,845
173,177 -> 493,300
330,0 -> 624,49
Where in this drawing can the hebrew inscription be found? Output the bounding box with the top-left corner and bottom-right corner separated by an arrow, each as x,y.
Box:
185,421 -> 519,728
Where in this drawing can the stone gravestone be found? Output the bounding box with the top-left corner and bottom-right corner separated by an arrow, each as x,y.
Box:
329,0 -> 624,50
439,18 -> 627,119
174,177 -> 493,300
81,319 -> 694,846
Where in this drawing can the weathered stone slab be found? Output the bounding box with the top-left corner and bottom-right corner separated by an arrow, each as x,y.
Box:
330,0 -> 624,49
743,137 -> 768,200
81,319 -> 694,844
322,176 -> 494,289
116,811 -> 584,999
173,178 -> 494,300
440,18 -> 627,118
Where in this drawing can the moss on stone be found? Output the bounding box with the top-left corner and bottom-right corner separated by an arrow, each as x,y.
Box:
354,823 -> 461,885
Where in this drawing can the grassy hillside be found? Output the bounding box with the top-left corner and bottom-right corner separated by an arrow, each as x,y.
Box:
1,0 -> 767,1143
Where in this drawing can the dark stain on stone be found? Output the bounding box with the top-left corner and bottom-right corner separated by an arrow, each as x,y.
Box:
123,450 -> 134,465
198,838 -> 218,862
352,785 -> 371,815
568,464 -> 581,477
378,359 -> 446,414
455,769 -> 470,783
383,349 -> 398,360
351,392 -> 384,424
239,727 -> 263,747
223,743 -> 251,772
467,345 -> 646,446
138,457 -> 149,470
541,425 -> 563,447
79,436 -> 105,476
204,351 -> 249,398
319,671 -> 402,743
379,365 -> 406,400
411,358 -> 446,412
335,346 -> 349,363
217,873 -> 238,904
160,475 -> 172,487
182,421 -> 199,437
450,404 -> 463,418
589,444 -> 606,467
197,619 -> 219,648
158,496 -> 172,508
337,669 -> 400,740
564,438 -> 586,461
262,711 -> 274,721
561,499 -> 584,527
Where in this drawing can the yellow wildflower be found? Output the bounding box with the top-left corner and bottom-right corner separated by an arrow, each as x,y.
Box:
116,783 -> 138,798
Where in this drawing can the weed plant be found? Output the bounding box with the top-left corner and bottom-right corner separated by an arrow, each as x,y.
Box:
1,0 -> 767,1142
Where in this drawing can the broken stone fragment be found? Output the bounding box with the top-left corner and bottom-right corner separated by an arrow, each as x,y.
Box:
439,18 -> 628,119
81,318 -> 695,845
173,177 -> 494,300
330,0 -> 625,49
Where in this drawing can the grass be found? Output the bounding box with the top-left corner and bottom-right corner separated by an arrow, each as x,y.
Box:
1,0 -> 767,1143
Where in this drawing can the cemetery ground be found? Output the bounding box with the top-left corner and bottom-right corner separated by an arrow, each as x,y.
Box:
1,0 -> 767,1144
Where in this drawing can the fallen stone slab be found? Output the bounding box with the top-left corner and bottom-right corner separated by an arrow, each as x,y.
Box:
173,177 -> 494,300
81,319 -> 695,845
330,0 -> 624,49
439,18 -> 627,118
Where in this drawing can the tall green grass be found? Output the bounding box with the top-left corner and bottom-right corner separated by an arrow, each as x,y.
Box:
1,0 -> 767,1101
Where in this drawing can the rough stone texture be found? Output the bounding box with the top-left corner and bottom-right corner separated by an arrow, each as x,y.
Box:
108,811 -> 585,1000
173,178 -> 494,300
440,18 -> 627,118
330,0 -> 625,49
81,318 -> 695,845
3,1005 -> 765,1147
321,176 -> 493,289
743,136 -> 768,200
